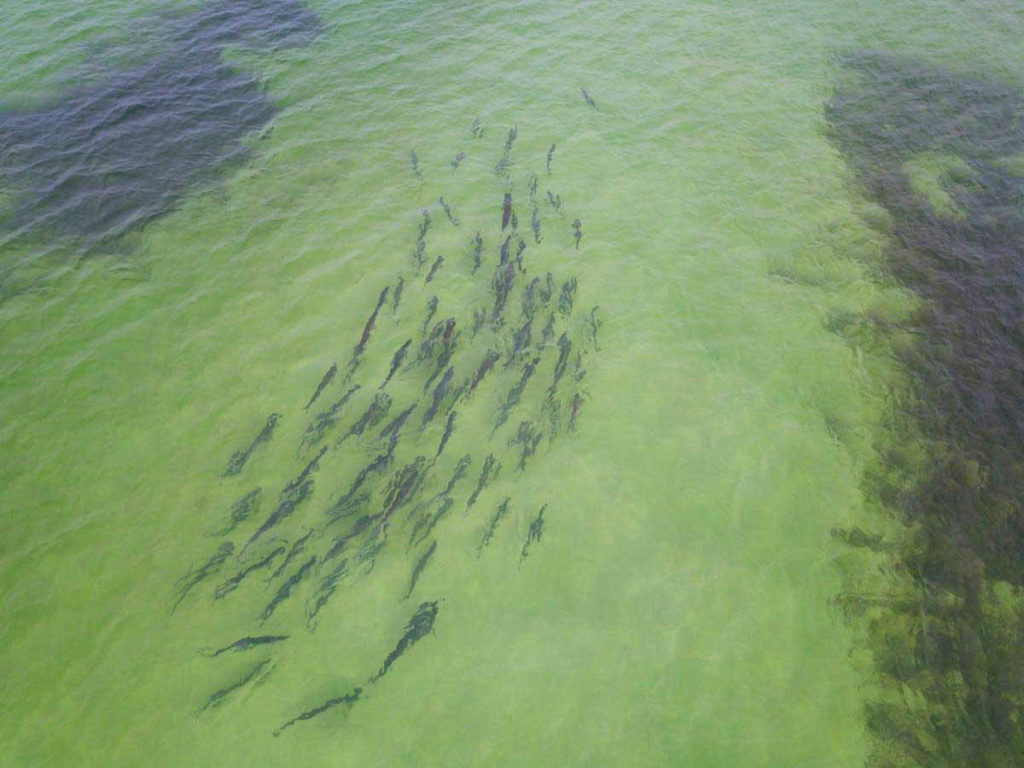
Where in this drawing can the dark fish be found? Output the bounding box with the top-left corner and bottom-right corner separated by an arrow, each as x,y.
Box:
466,454 -> 500,511
471,308 -> 487,337
283,445 -> 328,497
494,154 -> 512,178
559,278 -> 577,316
546,143 -> 556,173
380,339 -> 412,389
379,404 -> 416,445
580,88 -> 597,109
244,447 -> 325,551
493,356 -> 540,434
471,231 -> 483,273
303,365 -> 337,412
531,207 -> 542,244
520,504 -> 547,563
442,454 -> 472,497
504,126 -> 517,152
215,543 -> 286,599
392,276 -> 404,312
478,497 -> 511,554
377,457 -> 428,536
410,150 -> 422,180
467,349 -> 500,397
546,191 -> 563,214
323,514 -> 378,564
214,487 -> 261,537
306,557 -> 349,626
195,659 -> 272,718
539,272 -> 556,304
260,556 -> 317,621
347,286 -> 390,375
273,687 -> 362,737
411,238 -> 426,267
425,254 -> 444,284
540,313 -> 555,346
200,635 -> 289,658
269,528 -> 315,580
550,333 -> 572,393
405,540 -> 437,599
471,117 -> 483,138
224,413 -> 281,476
568,392 -> 584,431
421,367 -> 454,427
418,317 -> 456,368
422,296 -> 439,333
510,211 -> 519,231
439,196 -> 460,226
417,209 -> 431,241
572,218 -> 582,249
491,262 -> 516,322
529,174 -> 538,200
505,319 -> 532,368
501,193 -> 512,230
339,393 -> 392,444
500,235 -> 511,265
328,453 -> 392,518
371,600 -> 439,682
409,496 -> 453,549
509,421 -> 543,471
301,385 -> 360,447
522,277 -> 541,320
515,236 -> 526,261
587,306 -> 601,351
172,541 -> 234,613
435,410 -> 457,460
450,151 -> 466,170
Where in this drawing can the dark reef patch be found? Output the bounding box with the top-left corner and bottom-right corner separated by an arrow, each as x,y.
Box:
826,51 -> 1024,766
0,0 -> 322,251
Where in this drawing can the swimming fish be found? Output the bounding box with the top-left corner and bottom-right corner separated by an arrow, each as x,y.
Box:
200,635 -> 289,658
466,454 -> 500,511
224,413 -> 281,476
439,196 -> 460,226
214,487 -> 262,537
477,497 -> 511,554
273,687 -> 362,737
572,218 -> 582,249
405,540 -> 437,599
425,254 -> 444,284
380,339 -> 412,389
215,543 -> 286,599
172,541 -> 234,613
580,88 -> 597,109
520,504 -> 547,563
371,600 -> 439,682
502,193 -> 513,230
471,231 -> 483,273
434,409 -> 457,460
260,555 -> 317,621
195,659 -> 272,718
450,152 -> 466,170
546,143 -> 556,173
410,150 -> 422,180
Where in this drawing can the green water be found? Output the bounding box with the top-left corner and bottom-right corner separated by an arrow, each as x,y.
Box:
3,1 -> 1024,766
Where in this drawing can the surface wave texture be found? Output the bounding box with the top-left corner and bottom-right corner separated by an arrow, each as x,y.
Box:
3,1 -> 1024,767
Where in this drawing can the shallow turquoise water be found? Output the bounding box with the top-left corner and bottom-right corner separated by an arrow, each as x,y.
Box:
2,1 -> 1024,766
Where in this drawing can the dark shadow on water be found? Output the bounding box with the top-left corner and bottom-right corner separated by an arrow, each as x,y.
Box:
827,51 -> 1024,766
0,0 -> 322,253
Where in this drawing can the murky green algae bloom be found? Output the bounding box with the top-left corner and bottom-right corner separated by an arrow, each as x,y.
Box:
3,1 -> 1024,766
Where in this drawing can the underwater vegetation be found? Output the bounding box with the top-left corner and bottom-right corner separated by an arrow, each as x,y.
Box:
826,52 -> 1024,767
174,124 -> 599,731
0,0 -> 322,251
